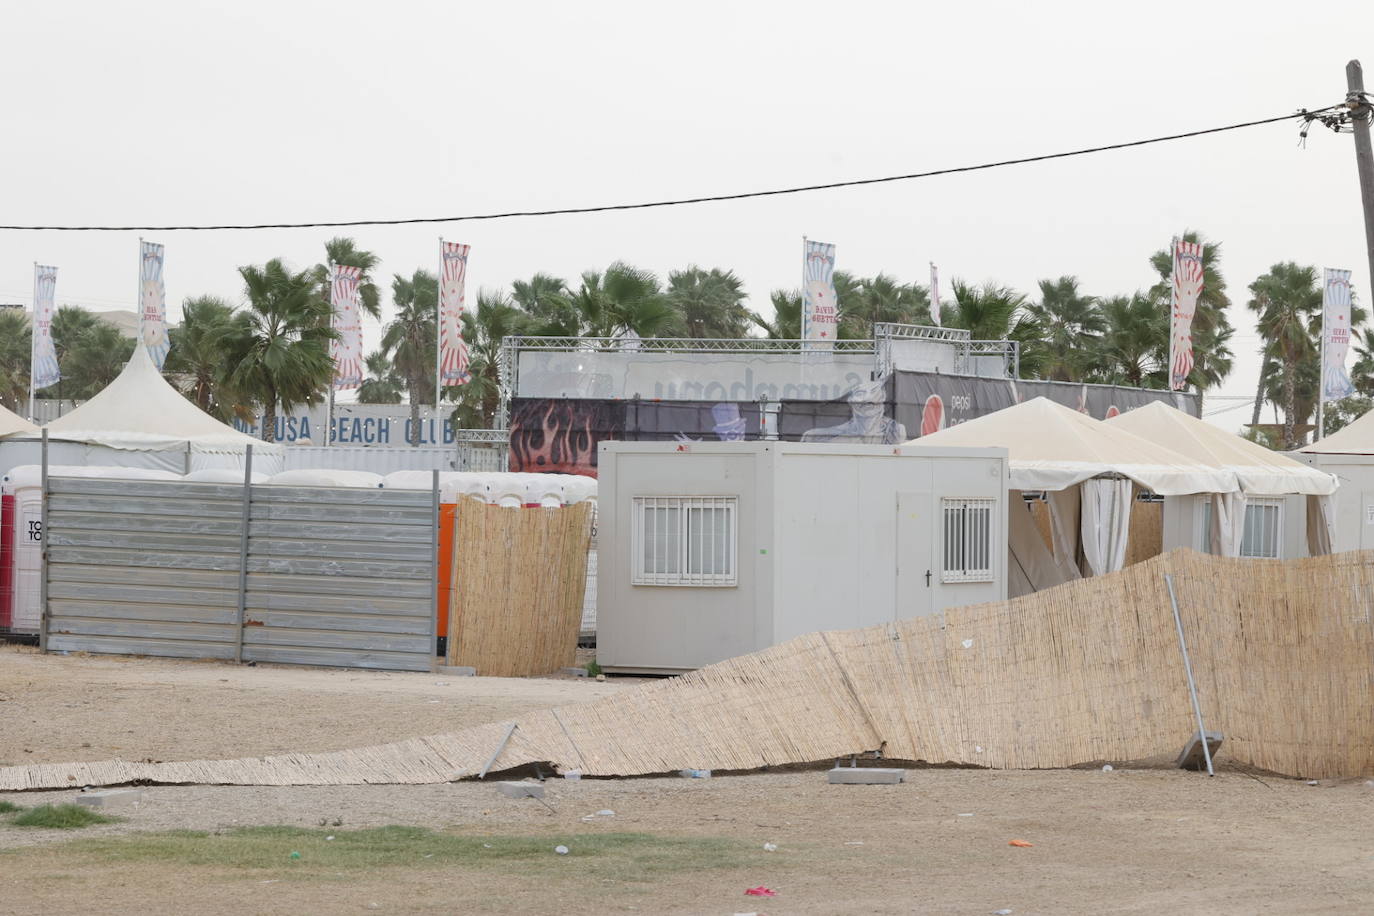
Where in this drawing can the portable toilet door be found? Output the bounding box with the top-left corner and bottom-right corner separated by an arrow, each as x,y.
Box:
0,489 -> 14,631
1,469 -> 46,634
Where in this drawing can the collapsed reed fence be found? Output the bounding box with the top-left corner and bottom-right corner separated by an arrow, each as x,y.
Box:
2,548 -> 1370,791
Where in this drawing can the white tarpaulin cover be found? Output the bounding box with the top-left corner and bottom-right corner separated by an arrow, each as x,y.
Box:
0,403 -> 38,439
1301,407 -> 1374,456
44,345 -> 282,457
907,397 -> 1238,495
1109,401 -> 1337,496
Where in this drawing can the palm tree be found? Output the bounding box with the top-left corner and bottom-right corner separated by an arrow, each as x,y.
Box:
1148,230 -> 1236,400
1027,276 -> 1104,381
1091,294 -> 1167,388
750,290 -> 802,339
944,281 -> 1046,377
0,309 -> 29,411
1247,262 -> 1320,449
314,237 -> 382,319
357,350 -> 404,404
448,289 -> 529,429
838,273 -> 933,339
224,259 -> 335,443
51,306 -> 99,365
383,269 -> 438,445
665,266 -> 749,338
164,296 -> 243,419
62,324 -> 136,399
512,273 -> 576,336
567,264 -> 678,338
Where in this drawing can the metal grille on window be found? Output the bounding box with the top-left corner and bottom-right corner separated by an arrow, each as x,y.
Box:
942,498 -> 995,583
632,497 -> 737,586
1241,499 -> 1282,559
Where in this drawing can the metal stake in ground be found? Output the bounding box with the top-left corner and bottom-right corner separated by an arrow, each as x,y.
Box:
1165,573 -> 1214,777
1349,61 -> 1374,299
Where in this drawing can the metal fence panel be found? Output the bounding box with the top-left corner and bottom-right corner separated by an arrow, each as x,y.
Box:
43,476 -> 437,672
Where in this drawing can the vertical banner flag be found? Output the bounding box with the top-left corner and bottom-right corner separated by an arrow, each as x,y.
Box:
329,264 -> 364,389
139,241 -> 170,369
1321,268 -> 1355,402
439,240 -> 472,384
802,239 -> 838,346
1168,239 -> 1205,391
31,265 -> 60,390
929,261 -> 942,327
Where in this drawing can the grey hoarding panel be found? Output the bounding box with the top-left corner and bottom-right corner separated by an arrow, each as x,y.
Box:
44,478 -> 437,672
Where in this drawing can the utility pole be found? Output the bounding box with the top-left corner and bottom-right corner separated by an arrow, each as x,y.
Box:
1349,60 -> 1374,296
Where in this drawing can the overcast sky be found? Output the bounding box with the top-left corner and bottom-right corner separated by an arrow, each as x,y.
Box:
2,1 -> 1372,431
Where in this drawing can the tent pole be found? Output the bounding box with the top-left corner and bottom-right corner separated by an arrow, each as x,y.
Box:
1165,572 -> 1214,777
1317,284 -> 1327,442
28,262 -> 37,422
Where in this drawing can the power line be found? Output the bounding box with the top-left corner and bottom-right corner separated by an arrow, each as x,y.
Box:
0,106 -> 1344,233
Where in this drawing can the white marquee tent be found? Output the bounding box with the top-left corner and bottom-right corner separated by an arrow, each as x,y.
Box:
0,403 -> 39,440
0,345 -> 284,476
908,398 -> 1239,596
1296,409 -> 1374,553
1109,402 -> 1338,558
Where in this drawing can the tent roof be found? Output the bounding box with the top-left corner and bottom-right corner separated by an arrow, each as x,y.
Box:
44,345 -> 282,455
0,402 -> 39,439
1107,401 -> 1337,496
905,397 -> 1237,495
1300,407 -> 1374,456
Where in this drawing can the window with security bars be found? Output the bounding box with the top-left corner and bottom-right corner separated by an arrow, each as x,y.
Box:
942,498 -> 995,583
632,496 -> 738,586
1198,496 -> 1283,558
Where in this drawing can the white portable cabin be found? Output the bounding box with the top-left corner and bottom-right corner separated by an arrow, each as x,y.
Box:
1,465 -> 182,635
595,440 -> 1008,674
912,398 -> 1240,596
1296,412 -> 1374,552
1107,402 -> 1337,559
0,345 -> 285,479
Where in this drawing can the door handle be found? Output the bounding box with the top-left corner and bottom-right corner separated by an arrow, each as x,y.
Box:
925,569 -> 932,587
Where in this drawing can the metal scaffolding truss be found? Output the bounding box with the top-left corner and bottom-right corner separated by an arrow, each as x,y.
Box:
872,322 -> 971,343
507,335 -> 875,353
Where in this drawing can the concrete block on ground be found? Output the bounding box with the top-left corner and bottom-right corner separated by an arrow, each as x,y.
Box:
1175,731 -> 1223,771
827,767 -> 906,785
496,781 -> 545,799
434,665 -> 476,677
75,789 -> 144,808
560,667 -> 589,678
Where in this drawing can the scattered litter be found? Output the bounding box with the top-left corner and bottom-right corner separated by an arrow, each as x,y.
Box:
1008,839 -> 1033,848
975,746 -> 985,754
563,770 -> 582,780
325,835 -> 335,841
435,681 -> 449,686
957,813 -> 974,817
423,853 -> 434,858
596,809 -> 615,817
259,880 -> 279,885
1102,764 -> 1115,772
289,851 -> 301,859
744,886 -> 777,897
554,845 -> 570,855
428,700 -> 440,704
595,673 -> 606,682
1306,780 -> 1319,786
961,638 -> 975,649
483,844 -> 492,849
844,841 -> 864,846
762,842 -> 778,852
680,768 -> 712,779
332,817 -> 343,826
993,909 -> 1013,915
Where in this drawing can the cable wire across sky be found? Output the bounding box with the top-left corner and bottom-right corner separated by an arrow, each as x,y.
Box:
0,106 -> 1346,233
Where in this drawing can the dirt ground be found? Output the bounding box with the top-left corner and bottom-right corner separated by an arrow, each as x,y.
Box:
2,645 -> 1373,915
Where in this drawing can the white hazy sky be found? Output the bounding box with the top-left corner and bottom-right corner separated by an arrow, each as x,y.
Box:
2,0 -> 1373,431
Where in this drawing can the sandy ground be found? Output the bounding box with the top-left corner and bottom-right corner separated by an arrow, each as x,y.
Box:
2,644 -> 1373,915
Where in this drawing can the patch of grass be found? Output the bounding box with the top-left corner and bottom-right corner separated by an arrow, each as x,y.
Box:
584,658 -> 603,677
11,804 -> 118,829
61,827 -> 754,880
0,801 -> 24,815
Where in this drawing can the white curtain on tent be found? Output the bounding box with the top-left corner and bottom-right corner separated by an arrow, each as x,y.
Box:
1306,494 -> 1335,556
1209,491 -> 1247,557
1080,478 -> 1133,576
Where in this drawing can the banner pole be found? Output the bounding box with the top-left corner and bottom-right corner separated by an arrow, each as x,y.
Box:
326,262 -> 335,449
1167,236 -> 1178,391
28,262 -> 37,421
436,238 -> 444,445
1318,276 -> 1326,442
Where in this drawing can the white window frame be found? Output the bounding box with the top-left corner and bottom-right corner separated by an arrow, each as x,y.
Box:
941,497 -> 995,584
1198,495 -> 1284,559
631,496 -> 738,587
